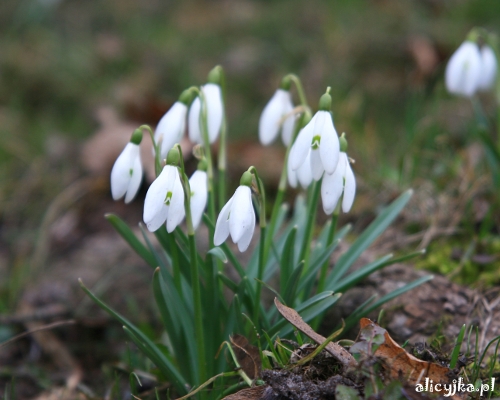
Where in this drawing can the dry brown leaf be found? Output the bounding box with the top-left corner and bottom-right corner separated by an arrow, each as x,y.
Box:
230,334 -> 261,379
359,318 -> 463,399
274,298 -> 357,370
222,385 -> 267,400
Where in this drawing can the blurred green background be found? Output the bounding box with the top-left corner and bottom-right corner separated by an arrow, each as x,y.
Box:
2,0 -> 500,303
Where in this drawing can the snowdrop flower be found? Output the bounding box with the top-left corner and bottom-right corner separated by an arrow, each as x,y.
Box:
289,91 -> 339,181
445,41 -> 482,97
477,45 -> 497,91
154,90 -> 193,159
287,151 -> 313,189
214,172 -> 255,252
259,81 -> 295,146
110,129 -> 143,204
143,150 -> 185,233
321,135 -> 356,215
188,67 -> 224,144
189,167 -> 208,231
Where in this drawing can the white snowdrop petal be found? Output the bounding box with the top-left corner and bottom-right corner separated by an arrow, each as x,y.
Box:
203,84 -> 224,143
259,89 -> 284,145
287,154 -> 298,188
146,204 -> 169,232
214,195 -> 234,246
445,41 -> 482,97
281,92 -> 295,146
143,166 -> 173,227
124,154 -> 143,204
166,171 -> 185,233
321,160 -> 345,215
111,143 -> 136,200
297,152 -> 313,189
155,102 -> 187,159
189,170 -> 208,230
289,118 -> 314,171
342,158 -> 356,213
317,112 -> 340,174
310,148 -> 324,181
478,45 -> 497,91
188,97 -> 202,143
236,209 -> 255,252
229,186 -> 254,243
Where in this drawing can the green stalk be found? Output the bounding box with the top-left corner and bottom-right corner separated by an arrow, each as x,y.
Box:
217,67 -> 228,208
298,180 -> 321,272
198,88 -> 217,243
248,167 -> 267,327
140,124 -> 161,177
317,208 -> 339,293
176,145 -> 207,389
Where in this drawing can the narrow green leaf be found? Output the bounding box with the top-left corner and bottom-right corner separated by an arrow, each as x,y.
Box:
280,227 -> 297,294
217,272 -> 238,293
208,247 -> 228,263
298,239 -> 341,294
326,189 -> 413,286
342,275 -> 433,332
283,261 -> 305,305
106,214 -> 157,268
79,279 -> 188,393
333,250 -> 425,293
449,324 -> 466,369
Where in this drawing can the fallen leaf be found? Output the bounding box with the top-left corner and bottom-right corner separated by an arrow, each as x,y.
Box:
359,318 -> 463,399
230,334 -> 261,379
221,385 -> 266,400
274,298 -> 357,370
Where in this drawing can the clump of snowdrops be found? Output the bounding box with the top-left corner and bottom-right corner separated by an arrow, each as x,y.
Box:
80,66 -> 430,399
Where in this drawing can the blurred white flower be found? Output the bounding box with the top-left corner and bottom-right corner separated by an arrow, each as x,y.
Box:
154,102 -> 187,160
289,110 -> 340,181
189,170 -> 208,230
259,89 -> 295,146
214,185 -> 255,252
321,152 -> 356,215
143,165 -> 185,233
478,45 -> 497,91
445,41 -> 482,97
188,83 -> 224,144
111,142 -> 142,204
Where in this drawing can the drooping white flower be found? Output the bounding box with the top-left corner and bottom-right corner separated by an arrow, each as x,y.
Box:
321,152 -> 356,215
111,133 -> 143,204
154,101 -> 188,160
287,150 -> 313,189
259,89 -> 295,146
477,45 -> 497,91
188,83 -> 224,144
189,170 -> 208,230
214,185 -> 255,252
289,109 -> 340,181
445,41 -> 482,97
143,165 -> 185,233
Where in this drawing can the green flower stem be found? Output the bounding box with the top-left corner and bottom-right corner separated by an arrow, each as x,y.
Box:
248,166 -> 267,326
218,117 -> 227,209
298,180 -> 321,274
286,73 -> 308,111
317,208 -> 339,293
217,68 -> 228,209
139,124 -> 161,177
175,144 -> 207,389
198,89 -> 217,245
